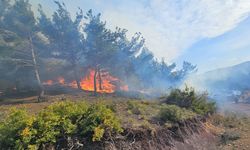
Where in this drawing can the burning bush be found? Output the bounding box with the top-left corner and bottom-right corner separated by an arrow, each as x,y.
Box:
0,101 -> 122,149
162,86 -> 216,115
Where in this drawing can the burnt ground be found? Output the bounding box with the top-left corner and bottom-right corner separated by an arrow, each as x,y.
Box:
0,92 -> 249,150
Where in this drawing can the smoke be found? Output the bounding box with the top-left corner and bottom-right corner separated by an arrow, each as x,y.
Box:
184,61 -> 250,107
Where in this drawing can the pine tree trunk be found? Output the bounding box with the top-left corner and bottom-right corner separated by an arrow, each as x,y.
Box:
73,66 -> 82,90
29,34 -> 44,102
98,67 -> 102,90
93,67 -> 98,95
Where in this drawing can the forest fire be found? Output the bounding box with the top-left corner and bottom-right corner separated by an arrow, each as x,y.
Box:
43,80 -> 53,85
43,69 -> 128,93
57,77 -> 65,85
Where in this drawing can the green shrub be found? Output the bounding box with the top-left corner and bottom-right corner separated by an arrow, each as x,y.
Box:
220,131 -> 240,144
158,104 -> 195,123
78,103 -> 123,141
0,101 -> 122,149
29,101 -> 88,146
163,86 -> 216,115
0,108 -> 34,149
45,101 -> 89,123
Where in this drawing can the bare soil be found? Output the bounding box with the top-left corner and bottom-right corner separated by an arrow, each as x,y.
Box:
216,103 -> 250,150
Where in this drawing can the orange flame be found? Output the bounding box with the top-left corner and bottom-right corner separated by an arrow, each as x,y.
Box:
43,80 -> 53,85
79,69 -> 118,93
57,77 -> 65,84
43,69 -> 128,94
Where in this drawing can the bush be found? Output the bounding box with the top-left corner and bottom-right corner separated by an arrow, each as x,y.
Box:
32,101 -> 88,145
163,86 -> 216,115
0,101 -> 122,149
78,103 -> 123,141
158,104 -> 195,123
0,108 -> 34,149
220,131 -> 240,144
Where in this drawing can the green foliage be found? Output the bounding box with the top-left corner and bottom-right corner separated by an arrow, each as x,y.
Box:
0,0 -> 196,92
0,108 -> 34,149
158,104 -> 195,123
78,102 -> 123,141
32,101 -> 89,145
0,101 -> 122,149
163,86 -> 216,115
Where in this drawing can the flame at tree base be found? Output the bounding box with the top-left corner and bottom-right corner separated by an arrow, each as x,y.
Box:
70,69 -> 128,93
43,69 -> 128,94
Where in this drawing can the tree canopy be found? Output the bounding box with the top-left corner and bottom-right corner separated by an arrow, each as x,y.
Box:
0,0 -> 197,96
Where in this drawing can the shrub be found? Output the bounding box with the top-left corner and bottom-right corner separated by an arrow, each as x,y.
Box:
220,131 -> 240,144
0,108 -> 34,149
78,103 -> 123,141
158,104 -> 195,123
163,86 -> 216,115
0,101 -> 122,149
29,101 -> 89,146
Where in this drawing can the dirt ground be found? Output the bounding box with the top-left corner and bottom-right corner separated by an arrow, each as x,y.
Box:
217,102 -> 250,150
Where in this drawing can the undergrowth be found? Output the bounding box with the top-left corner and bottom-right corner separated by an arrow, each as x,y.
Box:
158,104 -> 196,123
0,101 -> 122,149
162,86 -> 216,115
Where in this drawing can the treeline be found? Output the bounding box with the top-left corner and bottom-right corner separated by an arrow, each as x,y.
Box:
0,0 -> 196,98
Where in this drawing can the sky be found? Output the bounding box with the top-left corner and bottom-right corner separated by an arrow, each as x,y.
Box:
30,0 -> 250,73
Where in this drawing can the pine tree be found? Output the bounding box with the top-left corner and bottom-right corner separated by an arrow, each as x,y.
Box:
1,0 -> 46,100
38,1 -> 85,90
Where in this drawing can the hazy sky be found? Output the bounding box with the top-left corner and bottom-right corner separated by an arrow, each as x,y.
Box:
30,0 -> 250,73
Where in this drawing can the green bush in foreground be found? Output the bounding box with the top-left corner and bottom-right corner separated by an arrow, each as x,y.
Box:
0,108 -> 33,149
0,101 -> 122,149
158,104 -> 196,123
77,103 -> 123,141
163,86 -> 216,115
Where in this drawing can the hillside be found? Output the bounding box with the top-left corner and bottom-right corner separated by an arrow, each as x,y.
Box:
0,89 -> 220,150
188,61 -> 250,96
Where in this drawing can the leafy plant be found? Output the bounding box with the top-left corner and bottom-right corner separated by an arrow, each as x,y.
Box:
0,108 -> 34,149
78,102 -> 123,141
0,101 -> 122,149
158,104 -> 195,123
163,86 -> 216,115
